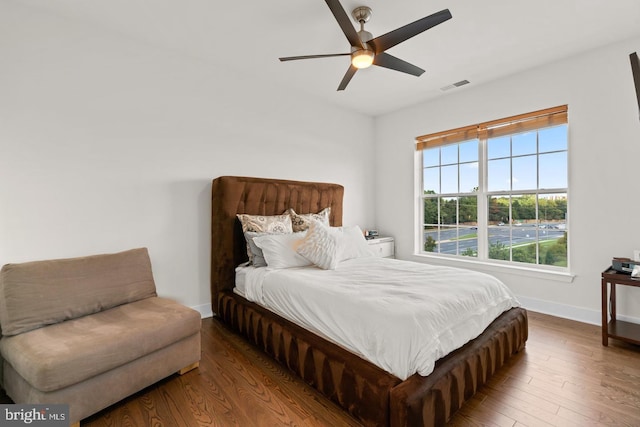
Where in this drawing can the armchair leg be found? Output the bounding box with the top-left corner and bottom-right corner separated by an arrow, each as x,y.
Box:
178,361 -> 199,375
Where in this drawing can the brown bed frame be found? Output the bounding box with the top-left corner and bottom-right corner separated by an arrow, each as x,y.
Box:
211,176 -> 528,427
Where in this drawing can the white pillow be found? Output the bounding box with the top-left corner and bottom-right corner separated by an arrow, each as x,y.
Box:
253,231 -> 311,269
296,220 -> 340,270
338,225 -> 374,261
243,231 -> 273,267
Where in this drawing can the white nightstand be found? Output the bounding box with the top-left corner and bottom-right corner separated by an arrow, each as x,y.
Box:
367,237 -> 395,258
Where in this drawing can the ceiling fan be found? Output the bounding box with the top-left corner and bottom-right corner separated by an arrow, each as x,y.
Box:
279,0 -> 452,91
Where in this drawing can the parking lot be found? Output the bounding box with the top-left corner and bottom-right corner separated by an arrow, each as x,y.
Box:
425,224 -> 565,254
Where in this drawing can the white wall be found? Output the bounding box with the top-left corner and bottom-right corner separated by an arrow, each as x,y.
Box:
4,2 -> 639,326
0,3 -> 375,317
375,36 -> 640,324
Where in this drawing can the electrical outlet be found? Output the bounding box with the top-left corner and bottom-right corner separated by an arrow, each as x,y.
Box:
633,249 -> 640,262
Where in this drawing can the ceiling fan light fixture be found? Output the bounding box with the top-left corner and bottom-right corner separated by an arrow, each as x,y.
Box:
351,49 -> 375,69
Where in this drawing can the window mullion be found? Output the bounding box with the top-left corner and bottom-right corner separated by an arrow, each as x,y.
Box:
477,136 -> 488,259
535,195 -> 540,264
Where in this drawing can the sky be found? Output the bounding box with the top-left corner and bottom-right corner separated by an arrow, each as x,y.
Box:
423,125 -> 568,194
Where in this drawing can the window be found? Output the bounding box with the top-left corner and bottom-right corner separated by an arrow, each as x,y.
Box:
417,105 -> 568,269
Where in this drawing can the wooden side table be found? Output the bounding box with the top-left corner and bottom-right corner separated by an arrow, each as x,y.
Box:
601,267 -> 640,346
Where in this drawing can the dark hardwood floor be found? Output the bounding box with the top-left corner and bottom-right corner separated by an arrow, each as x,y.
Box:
2,312 -> 639,426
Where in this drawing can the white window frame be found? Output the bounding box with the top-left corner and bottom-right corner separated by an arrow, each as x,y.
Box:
415,106 -> 570,275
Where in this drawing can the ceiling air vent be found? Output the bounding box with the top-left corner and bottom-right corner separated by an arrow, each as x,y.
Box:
440,79 -> 470,91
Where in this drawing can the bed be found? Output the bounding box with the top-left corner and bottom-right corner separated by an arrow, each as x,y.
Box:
211,176 -> 528,427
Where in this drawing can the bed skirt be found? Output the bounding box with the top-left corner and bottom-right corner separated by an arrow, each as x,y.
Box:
216,291 -> 528,427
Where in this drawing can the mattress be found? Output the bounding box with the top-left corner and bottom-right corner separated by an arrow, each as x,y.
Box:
234,263 -> 249,296
235,257 -> 520,380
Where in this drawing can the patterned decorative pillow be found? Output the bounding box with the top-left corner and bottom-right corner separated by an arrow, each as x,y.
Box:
237,214 -> 293,262
237,213 -> 293,233
295,219 -> 340,270
287,207 -> 331,232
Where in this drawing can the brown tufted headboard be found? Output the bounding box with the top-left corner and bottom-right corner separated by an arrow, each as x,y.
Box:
210,176 -> 344,310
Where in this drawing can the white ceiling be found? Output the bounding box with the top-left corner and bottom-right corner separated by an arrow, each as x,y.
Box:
18,0 -> 640,116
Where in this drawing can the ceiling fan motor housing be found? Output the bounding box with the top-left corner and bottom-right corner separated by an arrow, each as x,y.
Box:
357,30 -> 373,44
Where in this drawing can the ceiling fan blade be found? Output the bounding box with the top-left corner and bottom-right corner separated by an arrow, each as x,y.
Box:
279,53 -> 350,62
337,65 -> 358,91
373,52 -> 425,76
325,0 -> 364,49
369,9 -> 452,53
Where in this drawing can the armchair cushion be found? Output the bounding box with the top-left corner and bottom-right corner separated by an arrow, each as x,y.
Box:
0,248 -> 157,336
0,296 -> 200,392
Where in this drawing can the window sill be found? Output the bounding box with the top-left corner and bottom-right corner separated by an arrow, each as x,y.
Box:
410,252 -> 575,283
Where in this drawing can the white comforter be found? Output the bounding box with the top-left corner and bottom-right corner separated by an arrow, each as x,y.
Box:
236,257 -> 519,380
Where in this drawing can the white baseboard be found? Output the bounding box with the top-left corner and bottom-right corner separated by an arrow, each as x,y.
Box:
517,295 -> 640,326
191,303 -> 213,319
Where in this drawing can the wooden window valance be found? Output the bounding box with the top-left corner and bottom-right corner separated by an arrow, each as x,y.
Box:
415,105 -> 568,151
